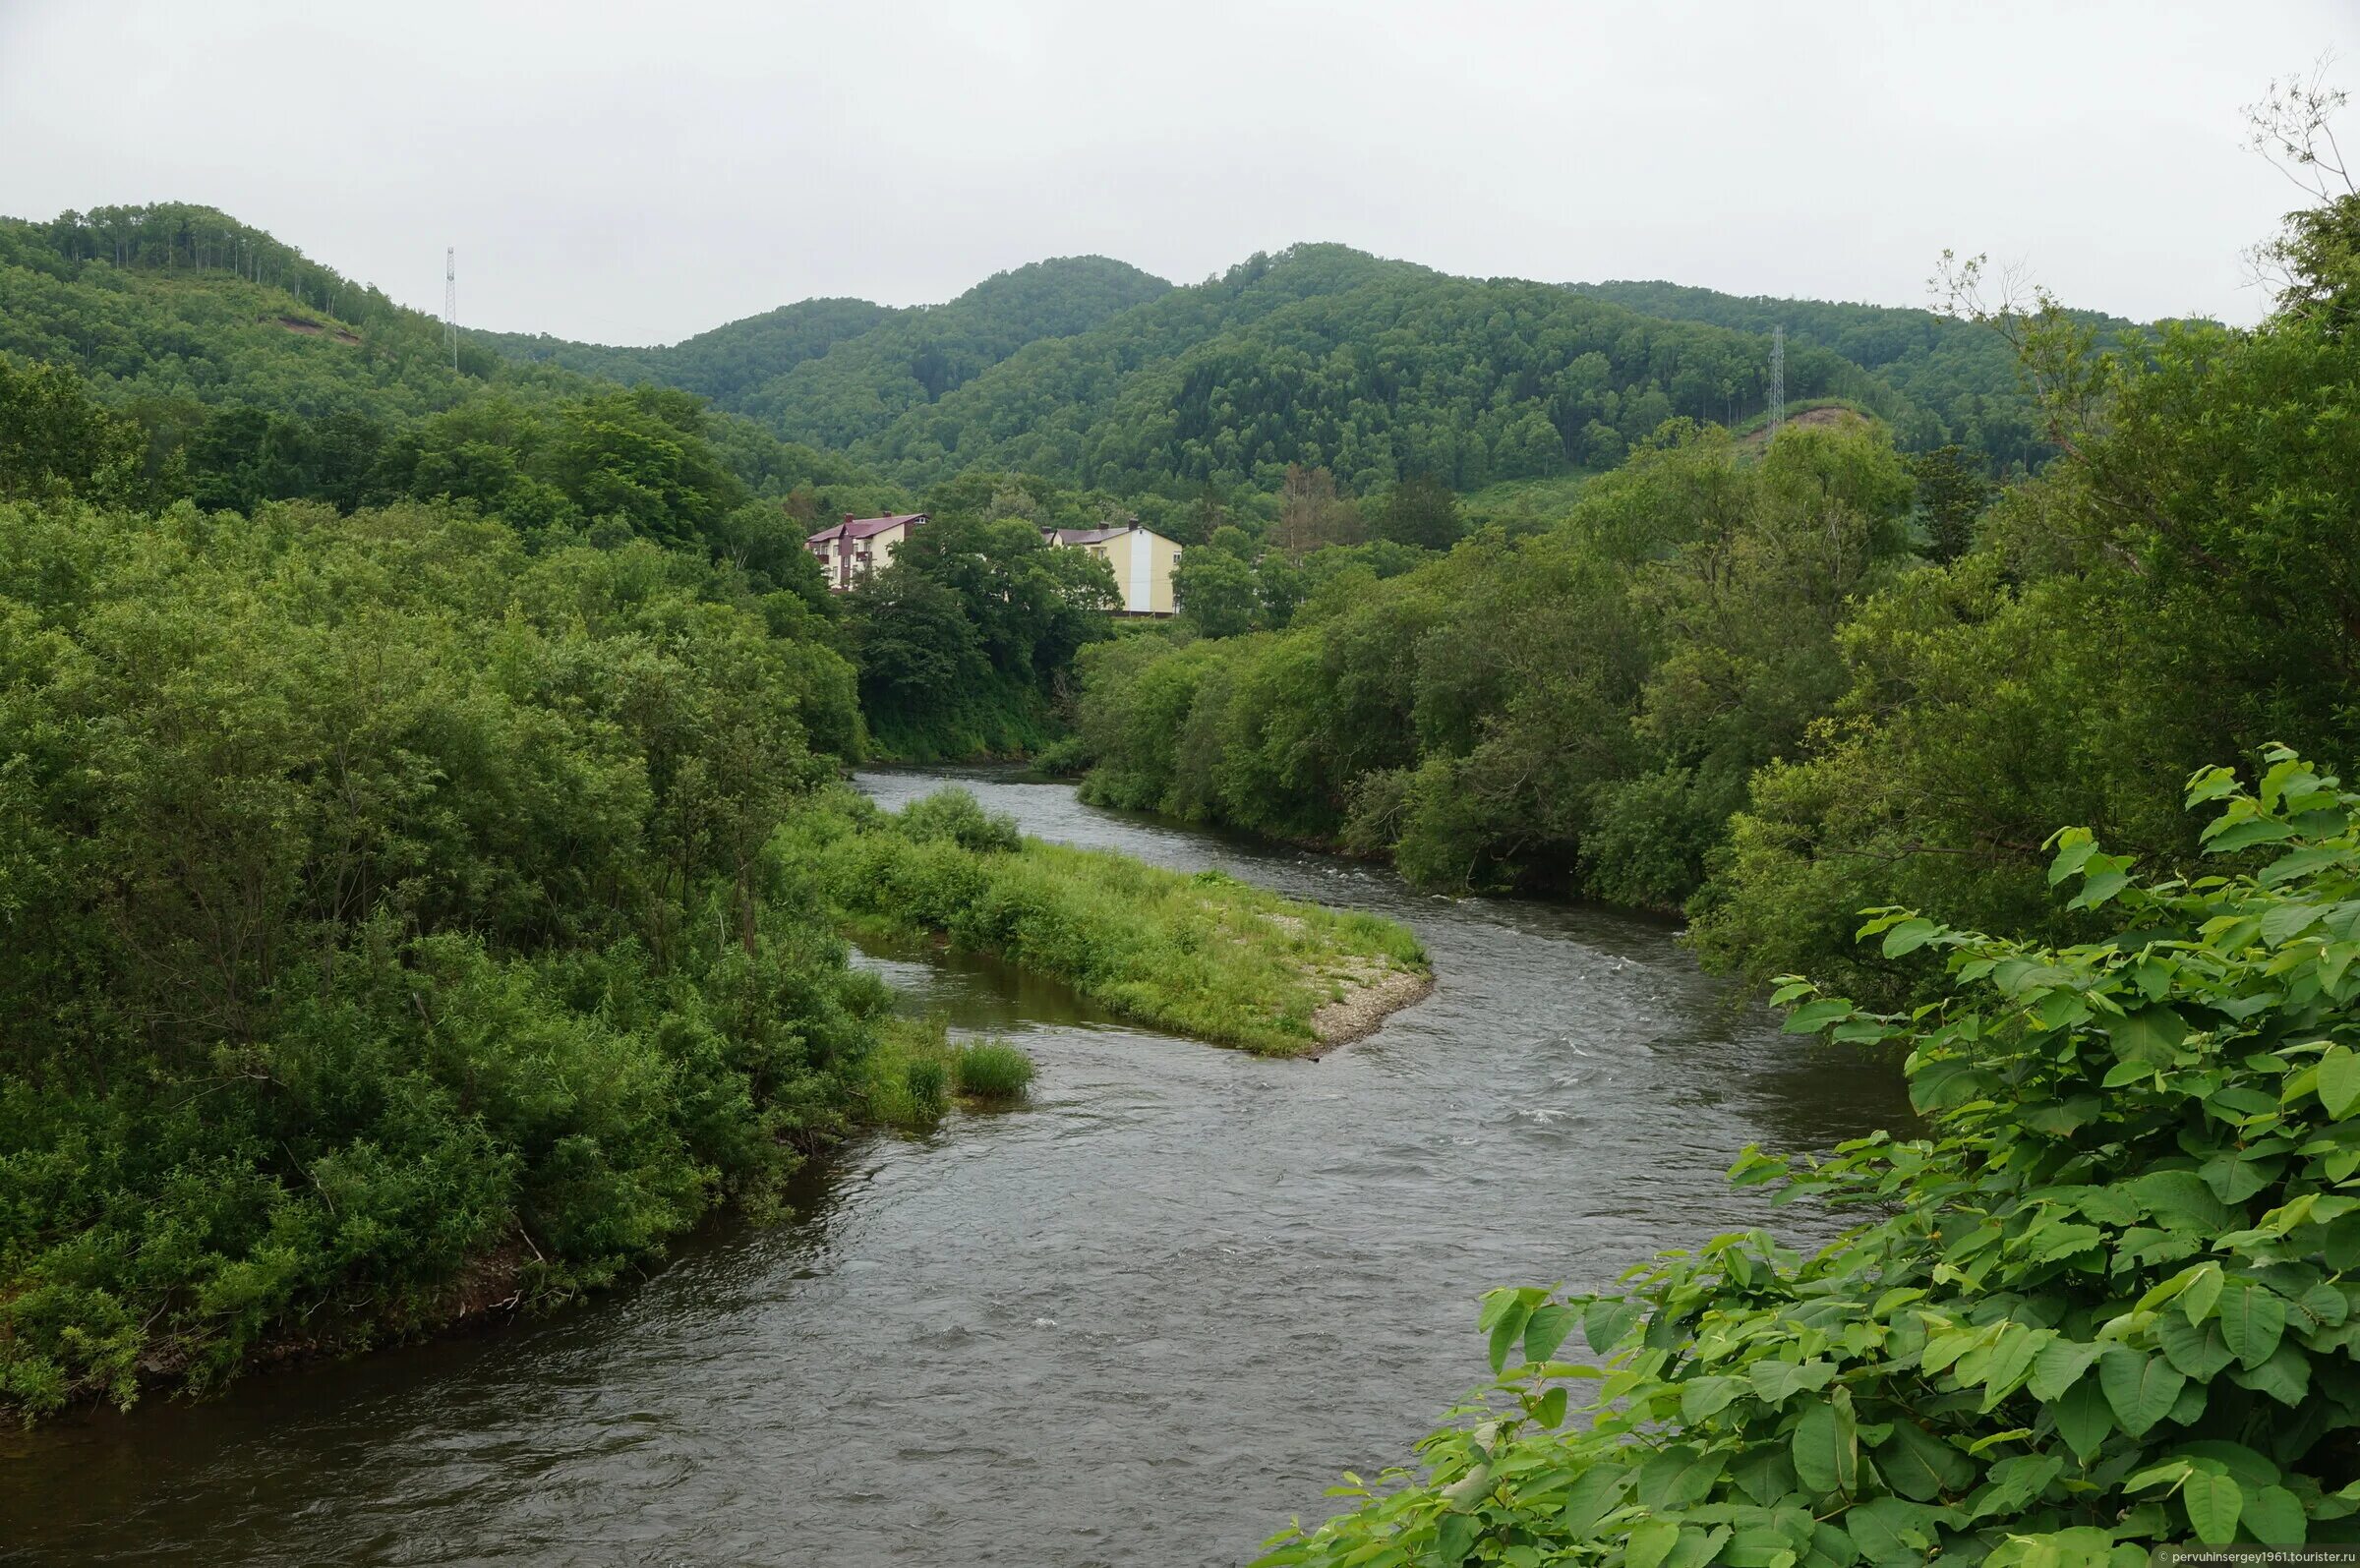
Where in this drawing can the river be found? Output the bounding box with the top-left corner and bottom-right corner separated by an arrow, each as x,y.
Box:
0,770 -> 1911,1567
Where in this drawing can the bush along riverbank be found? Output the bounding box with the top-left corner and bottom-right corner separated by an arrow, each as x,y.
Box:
0,501 -> 891,1422
785,787 -> 1433,1056
1259,751 -> 2360,1566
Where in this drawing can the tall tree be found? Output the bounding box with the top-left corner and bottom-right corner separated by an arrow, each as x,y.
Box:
1907,443 -> 1992,562
1372,474 -> 1464,551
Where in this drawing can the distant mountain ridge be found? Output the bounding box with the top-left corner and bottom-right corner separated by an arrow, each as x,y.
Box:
473,244 -> 2081,490
0,202 -> 2109,495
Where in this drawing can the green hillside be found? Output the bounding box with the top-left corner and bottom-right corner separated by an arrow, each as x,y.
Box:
471,296 -> 899,406
475,243 -> 2060,494
853,245 -> 1909,494
727,256 -> 1173,446
0,203 -> 913,520
0,203 -> 528,419
1569,279 -> 2149,471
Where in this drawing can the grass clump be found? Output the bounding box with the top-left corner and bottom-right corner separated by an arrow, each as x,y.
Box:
859,1021 -> 1036,1128
950,1038 -> 1035,1099
903,1058 -> 948,1120
782,787 -> 1431,1055
863,1017 -> 955,1131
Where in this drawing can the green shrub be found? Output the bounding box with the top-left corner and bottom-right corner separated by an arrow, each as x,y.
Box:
0,500 -> 879,1417
1263,749 -> 2360,1564
951,1040 -> 1035,1099
902,1058 -> 948,1121
896,787 -> 1024,853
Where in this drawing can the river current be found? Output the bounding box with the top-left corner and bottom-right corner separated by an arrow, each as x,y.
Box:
0,770 -> 1910,1566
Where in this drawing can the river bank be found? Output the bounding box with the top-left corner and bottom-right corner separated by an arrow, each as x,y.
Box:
0,769 -> 1910,1567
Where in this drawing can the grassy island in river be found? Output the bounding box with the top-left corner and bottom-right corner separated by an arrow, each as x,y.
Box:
793,787 -> 1433,1056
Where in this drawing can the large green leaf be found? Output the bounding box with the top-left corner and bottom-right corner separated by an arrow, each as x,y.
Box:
1487,1299 -> 1533,1372
1880,918 -> 1938,958
1636,1447 -> 1727,1512
1727,1447 -> 1797,1507
2242,1483 -> 2308,1545
1875,1421 -> 1976,1500
2027,1339 -> 2101,1402
2104,1007 -> 2187,1066
2204,815 -> 2296,853
1555,1464 -> 1632,1540
2228,1340 -> 2311,1407
2182,1470 -> 2244,1546
2130,1169 -> 2231,1233
2155,1315 -> 2235,1380
2321,1045 -> 2360,1120
2097,1345 -> 2185,1437
2217,1282 -> 2287,1368
1843,1497 -> 1941,1566
1623,1518 -> 1679,1568
1678,1375 -> 1742,1423
1522,1303 -> 1576,1364
2051,1374 -> 2114,1463
1582,1298 -> 1643,1356
1662,1525 -> 1729,1568
1748,1359 -> 1835,1405
1791,1397 -> 1858,1497
2199,1149 -> 2278,1204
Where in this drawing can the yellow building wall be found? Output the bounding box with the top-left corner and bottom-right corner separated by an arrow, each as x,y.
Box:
1108,530 -> 1182,614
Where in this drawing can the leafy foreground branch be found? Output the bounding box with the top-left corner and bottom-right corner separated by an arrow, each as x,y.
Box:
791,788 -> 1432,1056
1262,749 -> 2360,1566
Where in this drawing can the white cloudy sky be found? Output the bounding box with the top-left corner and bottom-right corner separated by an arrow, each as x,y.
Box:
3,1 -> 2354,344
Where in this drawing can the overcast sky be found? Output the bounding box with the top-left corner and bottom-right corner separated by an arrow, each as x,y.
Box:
4,1 -> 2355,344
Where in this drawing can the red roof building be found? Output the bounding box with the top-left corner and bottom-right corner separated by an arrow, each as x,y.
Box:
805,512 -> 927,591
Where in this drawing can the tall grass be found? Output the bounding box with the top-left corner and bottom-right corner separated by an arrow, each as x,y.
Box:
863,1017 -> 954,1131
950,1039 -> 1034,1099
862,1019 -> 1036,1128
782,789 -> 1430,1056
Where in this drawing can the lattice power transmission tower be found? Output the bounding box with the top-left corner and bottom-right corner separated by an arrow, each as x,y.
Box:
443,247 -> 458,370
1768,324 -> 1786,437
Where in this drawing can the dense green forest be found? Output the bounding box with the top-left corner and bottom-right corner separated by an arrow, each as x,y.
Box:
0,467 -> 882,1412
1066,189 -> 2360,1016
0,200 -> 2095,763
473,253 -> 1169,440
0,205 -> 1156,760
472,296 -> 900,405
2,193 -> 2331,1005
1568,279 -> 2146,473
482,243 -> 2042,495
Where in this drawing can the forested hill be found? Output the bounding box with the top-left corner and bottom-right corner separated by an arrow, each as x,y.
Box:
469,296 -> 900,405
473,254 -> 1170,440
0,203 -> 539,417
480,243 -> 2068,493
0,202 -> 911,520
3,201 -> 2089,508
1568,279 -> 2147,472
847,246 -> 1909,494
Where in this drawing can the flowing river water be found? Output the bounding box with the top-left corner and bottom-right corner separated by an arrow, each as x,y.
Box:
0,770 -> 1912,1567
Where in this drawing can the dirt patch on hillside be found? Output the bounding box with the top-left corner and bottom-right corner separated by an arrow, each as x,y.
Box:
271,315 -> 361,345
1738,403 -> 1867,452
